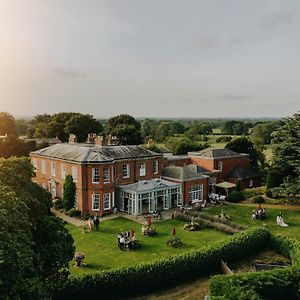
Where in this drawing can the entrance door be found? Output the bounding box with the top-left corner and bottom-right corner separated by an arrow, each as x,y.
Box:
171,193 -> 178,208
157,196 -> 164,210
124,197 -> 129,211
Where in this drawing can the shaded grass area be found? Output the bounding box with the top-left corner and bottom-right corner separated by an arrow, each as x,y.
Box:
205,203 -> 300,240
67,217 -> 227,275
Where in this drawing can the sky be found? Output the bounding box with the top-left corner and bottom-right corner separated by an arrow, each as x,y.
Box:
0,0 -> 299,119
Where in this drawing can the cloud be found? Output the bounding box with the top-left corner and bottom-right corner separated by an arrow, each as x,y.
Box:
216,94 -> 255,102
228,38 -> 242,45
51,68 -> 87,79
189,35 -> 221,49
259,12 -> 293,28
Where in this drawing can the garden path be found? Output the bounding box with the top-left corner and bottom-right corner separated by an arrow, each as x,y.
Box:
51,208 -> 176,227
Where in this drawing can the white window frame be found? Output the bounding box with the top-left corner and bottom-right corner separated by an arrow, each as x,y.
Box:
92,193 -> 100,211
51,162 -> 56,177
217,161 -> 223,171
103,167 -> 110,184
72,166 -> 77,182
122,164 -> 130,178
153,160 -> 158,174
61,164 -> 66,179
188,184 -> 203,202
92,167 -> 99,183
41,160 -> 46,174
74,192 -> 78,208
139,162 -> 146,177
103,193 -> 110,210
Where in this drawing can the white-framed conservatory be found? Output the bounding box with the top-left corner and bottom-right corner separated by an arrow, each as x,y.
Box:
118,179 -> 182,215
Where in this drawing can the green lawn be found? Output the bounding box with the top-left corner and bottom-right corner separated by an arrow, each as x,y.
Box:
205,203 -> 300,240
67,217 -> 227,275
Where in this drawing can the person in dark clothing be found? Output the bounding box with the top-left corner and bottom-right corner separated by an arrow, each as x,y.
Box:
94,215 -> 100,231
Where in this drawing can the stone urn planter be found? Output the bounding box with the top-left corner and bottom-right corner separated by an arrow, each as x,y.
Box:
74,252 -> 85,267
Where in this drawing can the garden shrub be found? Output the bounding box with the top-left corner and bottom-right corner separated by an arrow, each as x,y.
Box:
253,196 -> 265,204
226,191 -> 245,203
67,208 -> 81,218
54,228 -> 270,300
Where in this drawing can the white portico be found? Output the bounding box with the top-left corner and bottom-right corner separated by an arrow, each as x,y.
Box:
118,178 -> 182,215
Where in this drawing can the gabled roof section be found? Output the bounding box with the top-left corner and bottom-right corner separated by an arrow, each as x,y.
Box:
119,178 -> 181,193
30,143 -> 161,163
162,164 -> 210,181
226,166 -> 261,180
188,147 -> 248,159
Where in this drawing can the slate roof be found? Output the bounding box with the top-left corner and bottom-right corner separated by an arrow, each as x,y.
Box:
188,147 -> 247,159
226,166 -> 261,180
162,164 -> 210,181
119,178 -> 181,193
31,143 -> 161,163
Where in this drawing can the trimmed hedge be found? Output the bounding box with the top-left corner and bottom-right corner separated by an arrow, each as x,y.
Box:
210,234 -> 300,300
54,228 -> 270,300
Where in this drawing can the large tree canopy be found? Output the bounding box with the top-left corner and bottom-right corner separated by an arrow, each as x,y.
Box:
0,112 -> 17,135
225,137 -> 263,170
270,112 -> 300,183
106,114 -> 142,145
0,157 -> 74,299
65,114 -> 102,143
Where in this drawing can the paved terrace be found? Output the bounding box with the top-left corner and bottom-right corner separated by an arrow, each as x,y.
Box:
51,208 -> 177,227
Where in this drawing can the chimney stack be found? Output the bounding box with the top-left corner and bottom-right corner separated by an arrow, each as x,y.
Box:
68,134 -> 77,144
86,133 -> 97,144
95,135 -> 106,146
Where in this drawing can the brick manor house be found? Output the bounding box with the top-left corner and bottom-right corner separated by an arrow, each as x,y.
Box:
30,134 -> 260,216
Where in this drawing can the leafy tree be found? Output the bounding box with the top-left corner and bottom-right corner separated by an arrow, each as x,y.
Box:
250,122 -> 279,146
0,157 -> 74,299
65,114 -> 103,143
141,118 -> 158,140
15,119 -> 29,136
155,122 -> 172,142
222,120 -> 252,135
106,114 -> 142,145
271,177 -> 300,201
0,112 -> 17,135
225,137 -> 263,170
63,175 -> 76,210
271,113 -> 300,183
0,135 -> 37,158
165,137 -> 209,155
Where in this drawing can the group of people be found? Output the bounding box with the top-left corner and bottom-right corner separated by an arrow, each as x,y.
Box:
87,215 -> 100,231
117,230 -> 137,250
252,205 -> 266,220
276,212 -> 288,227
152,210 -> 162,220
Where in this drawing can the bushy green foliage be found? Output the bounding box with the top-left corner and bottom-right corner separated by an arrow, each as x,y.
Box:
0,157 -> 74,299
67,208 -> 81,218
63,175 -> 76,211
54,228 -> 270,299
210,233 -> 300,300
226,191 -> 245,202
253,195 -> 265,204
0,112 -> 17,135
106,114 -> 142,145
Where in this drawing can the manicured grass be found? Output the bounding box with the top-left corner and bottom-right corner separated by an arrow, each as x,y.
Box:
67,217 -> 228,275
205,203 -> 300,240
